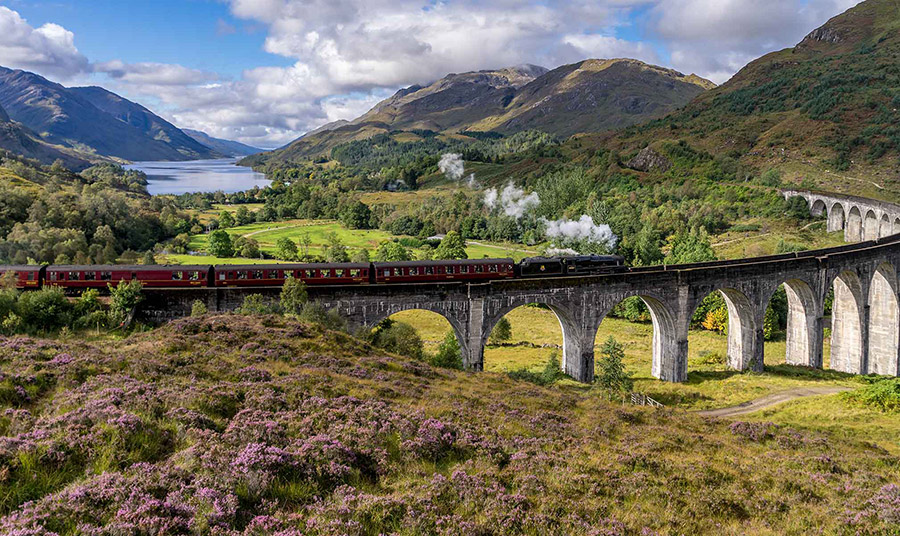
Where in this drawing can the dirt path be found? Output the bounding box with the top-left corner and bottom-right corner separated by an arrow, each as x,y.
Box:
697,386 -> 853,418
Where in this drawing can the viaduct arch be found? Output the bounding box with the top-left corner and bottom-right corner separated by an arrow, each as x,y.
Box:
137,189 -> 900,383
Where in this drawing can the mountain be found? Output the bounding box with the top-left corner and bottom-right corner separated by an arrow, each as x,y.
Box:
248,60 -> 713,166
605,0 -> 900,197
182,129 -> 262,157
469,59 -> 716,137
0,67 -> 218,162
71,86 -> 219,159
0,102 -> 92,169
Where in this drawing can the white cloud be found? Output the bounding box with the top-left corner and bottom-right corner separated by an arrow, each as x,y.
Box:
652,0 -> 864,84
95,61 -> 219,86
0,1 -> 867,147
562,34 -> 659,65
0,6 -> 88,80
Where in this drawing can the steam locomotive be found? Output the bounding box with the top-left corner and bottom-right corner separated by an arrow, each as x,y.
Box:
0,255 -> 625,290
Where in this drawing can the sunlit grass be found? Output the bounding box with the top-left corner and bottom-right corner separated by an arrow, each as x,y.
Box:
395,306 -> 862,412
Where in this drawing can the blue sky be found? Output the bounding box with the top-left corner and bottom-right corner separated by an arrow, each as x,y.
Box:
0,0 -> 861,148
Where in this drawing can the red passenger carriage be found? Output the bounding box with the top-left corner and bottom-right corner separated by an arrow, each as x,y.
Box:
373,259 -> 515,284
213,263 -> 370,287
45,265 -> 213,289
0,265 -> 43,289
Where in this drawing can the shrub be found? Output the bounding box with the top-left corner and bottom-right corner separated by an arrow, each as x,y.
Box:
108,280 -> 143,326
74,289 -> 102,317
489,317 -> 512,345
238,295 -> 275,316
280,276 -> 308,316
17,287 -> 71,332
508,352 -> 565,386
191,300 -> 208,317
370,319 -> 424,359
701,306 -> 728,334
843,378 -> 900,413
431,331 -> 463,370
298,302 -> 347,331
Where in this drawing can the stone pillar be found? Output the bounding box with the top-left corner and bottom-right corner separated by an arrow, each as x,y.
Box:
562,323 -> 593,383
655,287 -> 689,383
783,281 -> 822,368
462,297 -> 485,371
827,205 -> 844,233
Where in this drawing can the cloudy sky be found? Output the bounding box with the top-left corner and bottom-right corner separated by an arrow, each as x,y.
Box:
0,0 -> 860,148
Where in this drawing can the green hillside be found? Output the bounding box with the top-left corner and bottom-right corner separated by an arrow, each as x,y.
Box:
601,0 -> 900,200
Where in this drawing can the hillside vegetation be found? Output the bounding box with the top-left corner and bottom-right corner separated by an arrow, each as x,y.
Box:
600,0 -> 900,200
0,314 -> 898,535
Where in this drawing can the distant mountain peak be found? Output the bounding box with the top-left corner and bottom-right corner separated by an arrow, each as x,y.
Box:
0,65 -> 220,162
182,129 -> 262,157
250,57 -> 713,166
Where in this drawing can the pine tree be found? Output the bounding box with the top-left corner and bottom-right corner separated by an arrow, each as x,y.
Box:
596,336 -> 633,400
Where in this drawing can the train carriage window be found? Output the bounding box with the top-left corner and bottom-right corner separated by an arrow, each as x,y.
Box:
425,266 -> 434,275
335,269 -> 345,277
237,271 -> 247,280
190,271 -> 200,281
101,272 -> 112,281
475,265 -> 484,273
394,268 -> 402,276
461,265 -> 470,274
172,271 -> 184,281
384,269 -> 391,277
489,265 -> 498,273
84,272 -> 96,281
267,270 -> 278,279
49,272 -> 57,281
321,269 -> 331,277
253,270 -> 263,279
350,269 -> 360,277
304,269 -> 314,278
219,272 -> 226,281
27,272 -> 34,281
69,272 -> 80,281
410,267 -> 419,276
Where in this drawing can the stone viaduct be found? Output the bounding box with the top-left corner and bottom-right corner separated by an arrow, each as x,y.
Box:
783,189 -> 900,242
139,189 -> 900,384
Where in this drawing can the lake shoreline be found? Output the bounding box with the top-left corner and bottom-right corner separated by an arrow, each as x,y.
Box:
126,158 -> 270,195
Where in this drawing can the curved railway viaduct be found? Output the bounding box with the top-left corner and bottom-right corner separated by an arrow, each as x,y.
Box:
140,189 -> 900,383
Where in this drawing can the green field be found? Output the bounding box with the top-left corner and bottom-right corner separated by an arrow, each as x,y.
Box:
173,219 -> 537,263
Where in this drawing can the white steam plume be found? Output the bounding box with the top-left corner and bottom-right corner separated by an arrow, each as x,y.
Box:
483,182 -> 540,219
541,215 -> 618,251
438,153 -> 476,186
544,247 -> 579,257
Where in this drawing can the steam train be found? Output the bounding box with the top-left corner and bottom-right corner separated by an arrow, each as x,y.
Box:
0,255 -> 626,290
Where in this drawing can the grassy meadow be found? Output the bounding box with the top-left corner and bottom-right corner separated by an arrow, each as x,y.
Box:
165,217 -> 538,264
